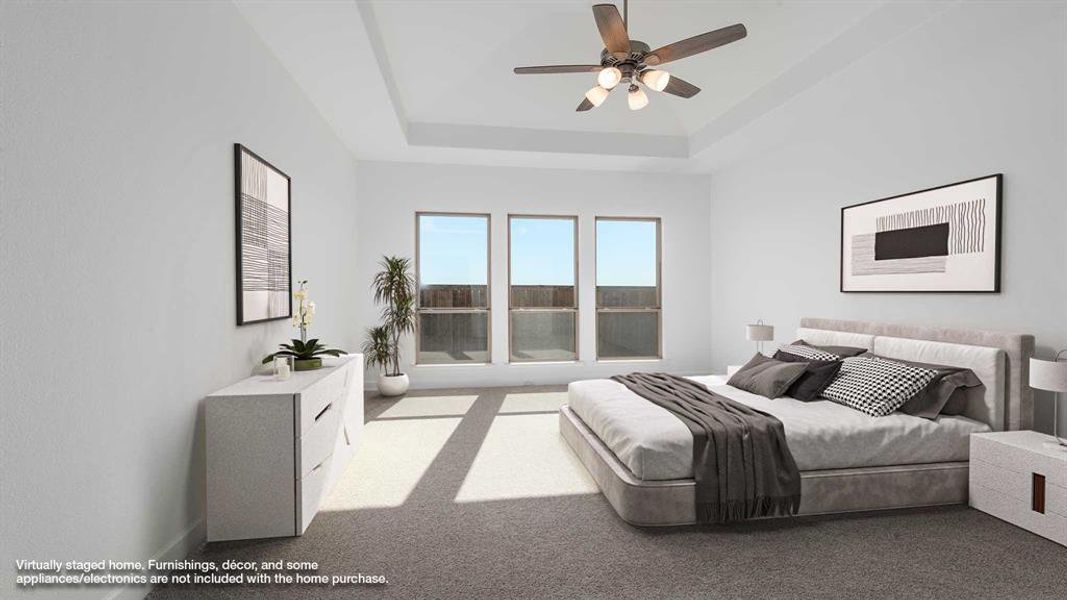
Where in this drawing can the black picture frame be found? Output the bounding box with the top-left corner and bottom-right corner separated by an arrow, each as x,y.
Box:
840,174 -> 1002,294
235,143 -> 293,325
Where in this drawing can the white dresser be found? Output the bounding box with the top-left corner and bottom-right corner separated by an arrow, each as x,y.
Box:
970,431 -> 1066,546
206,355 -> 363,542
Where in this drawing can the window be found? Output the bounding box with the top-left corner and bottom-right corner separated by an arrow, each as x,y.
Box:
595,217 -> 661,360
508,215 -> 578,362
416,213 -> 490,364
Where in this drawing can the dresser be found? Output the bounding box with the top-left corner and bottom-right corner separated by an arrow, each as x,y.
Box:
206,355 -> 363,542
970,431 -> 1066,546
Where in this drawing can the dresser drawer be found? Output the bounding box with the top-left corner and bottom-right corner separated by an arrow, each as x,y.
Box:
298,454 -> 332,534
297,366 -> 349,435
970,483 -> 1067,545
299,398 -> 343,477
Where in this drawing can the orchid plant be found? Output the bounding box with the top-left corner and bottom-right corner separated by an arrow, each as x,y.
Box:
262,279 -> 346,369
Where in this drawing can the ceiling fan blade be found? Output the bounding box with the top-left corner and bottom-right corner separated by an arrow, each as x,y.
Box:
592,4 -> 630,57
661,75 -> 701,98
644,23 -> 747,66
513,65 -> 603,75
576,97 -> 594,112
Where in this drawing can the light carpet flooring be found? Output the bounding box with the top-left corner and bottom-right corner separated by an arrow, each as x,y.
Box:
149,386 -> 1067,599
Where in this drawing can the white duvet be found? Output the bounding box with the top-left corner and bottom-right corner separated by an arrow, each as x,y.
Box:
567,375 -> 990,481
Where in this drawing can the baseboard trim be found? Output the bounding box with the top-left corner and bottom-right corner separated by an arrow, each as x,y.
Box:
103,518 -> 205,600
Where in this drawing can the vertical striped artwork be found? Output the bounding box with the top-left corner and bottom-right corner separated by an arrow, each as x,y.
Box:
841,175 -> 1001,292
235,144 -> 292,324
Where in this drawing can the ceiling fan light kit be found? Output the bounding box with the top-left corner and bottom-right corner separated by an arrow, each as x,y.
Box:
513,0 -> 747,113
627,84 -> 649,111
585,85 -> 610,107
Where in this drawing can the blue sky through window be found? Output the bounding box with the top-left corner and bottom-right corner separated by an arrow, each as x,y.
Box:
510,217 -> 575,286
418,215 -> 488,285
596,220 -> 657,287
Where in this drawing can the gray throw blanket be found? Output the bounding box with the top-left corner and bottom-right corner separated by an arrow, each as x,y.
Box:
611,373 -> 801,523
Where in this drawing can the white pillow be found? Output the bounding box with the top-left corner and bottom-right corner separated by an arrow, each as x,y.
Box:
821,357 -> 937,417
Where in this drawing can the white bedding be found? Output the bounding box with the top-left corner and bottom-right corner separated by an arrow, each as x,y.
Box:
568,375 -> 990,481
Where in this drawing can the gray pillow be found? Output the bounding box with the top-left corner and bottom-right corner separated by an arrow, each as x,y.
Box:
727,353 -> 809,399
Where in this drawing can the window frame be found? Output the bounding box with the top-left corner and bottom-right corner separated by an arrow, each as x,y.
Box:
594,216 -> 662,361
414,211 -> 492,366
507,214 -> 580,364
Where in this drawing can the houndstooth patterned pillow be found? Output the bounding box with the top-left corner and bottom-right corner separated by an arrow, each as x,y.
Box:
778,344 -> 840,361
821,357 -> 938,417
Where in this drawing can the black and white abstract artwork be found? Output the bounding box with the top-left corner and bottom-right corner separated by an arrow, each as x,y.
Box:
235,144 -> 291,324
841,174 -> 1001,292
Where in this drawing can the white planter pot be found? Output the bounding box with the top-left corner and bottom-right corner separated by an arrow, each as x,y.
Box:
377,373 -> 410,397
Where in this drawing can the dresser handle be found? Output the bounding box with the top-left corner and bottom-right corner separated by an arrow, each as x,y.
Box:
311,459 -> 326,474
314,403 -> 332,422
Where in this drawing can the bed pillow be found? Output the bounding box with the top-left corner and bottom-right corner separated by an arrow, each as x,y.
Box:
866,355 -> 984,419
727,353 -> 809,399
792,339 -> 869,358
820,356 -> 938,417
777,343 -> 841,361
772,351 -> 843,401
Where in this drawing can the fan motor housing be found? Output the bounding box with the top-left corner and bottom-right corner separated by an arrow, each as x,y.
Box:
601,40 -> 651,68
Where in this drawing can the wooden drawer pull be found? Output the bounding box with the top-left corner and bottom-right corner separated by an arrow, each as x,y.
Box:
314,403 -> 332,422
1032,473 -> 1045,514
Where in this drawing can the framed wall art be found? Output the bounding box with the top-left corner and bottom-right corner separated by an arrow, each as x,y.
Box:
235,143 -> 292,324
841,174 -> 1002,293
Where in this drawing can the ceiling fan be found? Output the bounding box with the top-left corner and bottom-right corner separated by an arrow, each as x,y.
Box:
513,0 -> 747,112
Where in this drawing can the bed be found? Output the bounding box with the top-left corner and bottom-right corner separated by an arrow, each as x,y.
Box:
560,318 -> 1035,526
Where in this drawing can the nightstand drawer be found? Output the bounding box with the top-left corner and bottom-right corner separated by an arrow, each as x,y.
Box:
970,483 -> 1067,545
971,435 -> 1066,487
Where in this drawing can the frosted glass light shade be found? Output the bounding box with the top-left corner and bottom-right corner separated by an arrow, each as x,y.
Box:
585,86 -> 610,107
1031,357 -> 1067,392
597,66 -> 622,89
627,86 -> 648,110
746,323 -> 774,342
641,69 -> 670,92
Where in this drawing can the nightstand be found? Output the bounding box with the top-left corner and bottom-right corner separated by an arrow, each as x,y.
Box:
969,431 -> 1066,546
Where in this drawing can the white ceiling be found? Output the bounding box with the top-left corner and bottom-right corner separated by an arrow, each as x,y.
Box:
235,0 -> 952,172
372,0 -> 880,137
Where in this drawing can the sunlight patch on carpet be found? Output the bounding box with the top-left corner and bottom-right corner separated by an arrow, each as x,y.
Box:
498,391 -> 568,414
321,417 -> 461,510
454,413 -> 598,503
376,395 -> 478,419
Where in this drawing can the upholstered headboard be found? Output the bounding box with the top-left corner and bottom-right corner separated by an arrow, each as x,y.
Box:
799,318 -> 1035,431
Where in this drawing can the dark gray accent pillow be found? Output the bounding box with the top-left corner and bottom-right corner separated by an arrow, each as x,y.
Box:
793,339 -> 869,358
727,353 -> 809,399
773,350 -> 844,401
867,354 -> 984,419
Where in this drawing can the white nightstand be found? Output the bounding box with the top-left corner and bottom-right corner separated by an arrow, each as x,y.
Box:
969,431 -> 1066,546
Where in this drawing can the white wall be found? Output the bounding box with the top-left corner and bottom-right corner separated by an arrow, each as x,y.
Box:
706,2 -> 1067,433
355,161 -> 712,389
0,2 -> 360,598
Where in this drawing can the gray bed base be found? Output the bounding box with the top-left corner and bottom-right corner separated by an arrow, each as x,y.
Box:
561,317 -> 1034,526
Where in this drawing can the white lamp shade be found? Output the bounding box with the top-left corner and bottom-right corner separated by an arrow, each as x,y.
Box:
1030,357 -> 1067,392
627,86 -> 649,110
746,324 -> 774,342
597,66 -> 622,89
584,85 -> 609,107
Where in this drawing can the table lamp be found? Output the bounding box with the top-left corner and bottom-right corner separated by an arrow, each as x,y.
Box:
1030,351 -> 1067,449
746,320 -> 774,355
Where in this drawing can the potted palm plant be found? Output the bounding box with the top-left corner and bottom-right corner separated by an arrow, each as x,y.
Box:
361,256 -> 416,396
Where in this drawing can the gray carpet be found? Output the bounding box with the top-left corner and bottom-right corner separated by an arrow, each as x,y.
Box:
149,386 -> 1067,599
